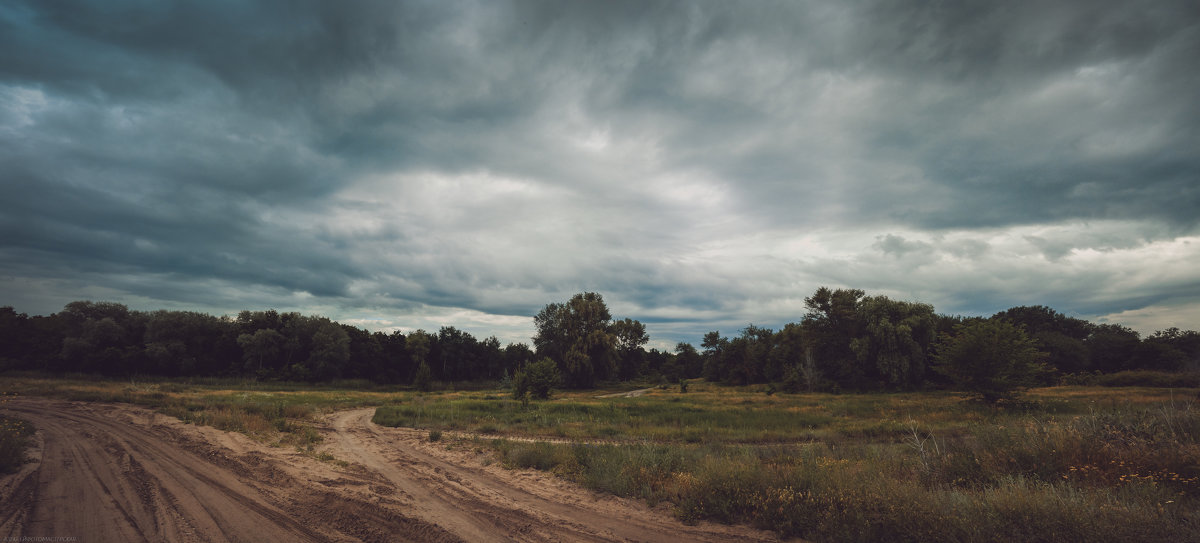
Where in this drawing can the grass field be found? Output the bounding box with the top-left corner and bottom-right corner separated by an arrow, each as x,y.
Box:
3,374 -> 1198,541
375,382 -> 1200,542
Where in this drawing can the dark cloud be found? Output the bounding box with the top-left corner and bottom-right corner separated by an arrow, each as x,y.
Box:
2,1 -> 1199,345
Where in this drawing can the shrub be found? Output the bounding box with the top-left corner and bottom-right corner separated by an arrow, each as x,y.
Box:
513,357 -> 560,401
934,319 -> 1051,403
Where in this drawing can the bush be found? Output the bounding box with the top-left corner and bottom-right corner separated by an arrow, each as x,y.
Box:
513,357 -> 560,401
934,319 -> 1051,403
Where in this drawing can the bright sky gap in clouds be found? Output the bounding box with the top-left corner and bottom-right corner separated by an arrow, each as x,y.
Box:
2,1 -> 1198,349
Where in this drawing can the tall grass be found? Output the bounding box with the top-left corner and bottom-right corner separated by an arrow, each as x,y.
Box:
483,400 -> 1200,541
399,384 -> 1200,542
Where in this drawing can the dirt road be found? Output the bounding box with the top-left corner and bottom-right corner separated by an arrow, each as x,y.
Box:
2,399 -> 778,542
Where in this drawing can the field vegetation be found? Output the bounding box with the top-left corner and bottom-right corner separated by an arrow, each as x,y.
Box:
4,372 -> 1200,541
0,391 -> 36,473
374,381 -> 1200,542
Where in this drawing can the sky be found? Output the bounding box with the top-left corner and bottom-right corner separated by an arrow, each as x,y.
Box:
2,0 -> 1199,349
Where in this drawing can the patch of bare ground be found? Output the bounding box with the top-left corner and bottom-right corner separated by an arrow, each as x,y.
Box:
2,399 -> 781,542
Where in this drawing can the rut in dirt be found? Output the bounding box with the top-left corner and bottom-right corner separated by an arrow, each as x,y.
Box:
1,399 -> 779,542
0,399 -> 454,543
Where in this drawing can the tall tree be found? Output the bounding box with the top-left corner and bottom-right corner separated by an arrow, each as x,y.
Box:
851,296 -> 937,389
304,318 -> 350,381
532,292 -> 618,388
674,342 -> 702,380
58,301 -> 144,375
407,329 -> 433,389
1086,324 -> 1141,373
611,317 -> 649,380
700,331 -> 728,382
238,328 -> 285,375
802,287 -> 866,389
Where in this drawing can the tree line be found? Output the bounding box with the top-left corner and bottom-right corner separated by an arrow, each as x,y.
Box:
0,301 -> 534,384
694,288 -> 1200,393
1,289 -> 1197,390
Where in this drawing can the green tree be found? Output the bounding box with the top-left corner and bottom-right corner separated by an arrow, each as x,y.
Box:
700,331 -> 728,382
305,319 -> 350,381
851,296 -> 937,389
412,361 -> 433,391
532,292 -> 617,388
513,357 -> 561,400
1086,324 -> 1141,373
1144,328 -> 1200,372
801,287 -> 866,389
611,317 -> 649,379
933,319 -> 1050,403
993,306 -> 1092,375
673,342 -> 702,380
774,323 -> 819,392
237,328 -> 285,374
739,325 -> 775,384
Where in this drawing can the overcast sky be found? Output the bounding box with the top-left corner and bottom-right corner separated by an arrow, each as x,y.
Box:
2,1 -> 1198,348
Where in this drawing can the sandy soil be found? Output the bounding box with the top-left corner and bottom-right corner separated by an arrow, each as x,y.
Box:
1,399 -> 780,542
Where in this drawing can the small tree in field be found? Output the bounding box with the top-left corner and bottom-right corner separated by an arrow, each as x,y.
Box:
933,319 -> 1050,403
513,357 -> 560,401
413,361 -> 433,392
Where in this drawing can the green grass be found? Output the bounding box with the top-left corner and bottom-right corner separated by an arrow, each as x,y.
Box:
372,382 -> 1189,443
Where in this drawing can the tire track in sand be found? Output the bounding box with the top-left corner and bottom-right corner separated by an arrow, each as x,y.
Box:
0,400 -> 778,542
3,401 -> 321,543
1,400 -> 456,543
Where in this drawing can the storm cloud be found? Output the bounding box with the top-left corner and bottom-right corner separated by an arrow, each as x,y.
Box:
3,0 -> 1199,346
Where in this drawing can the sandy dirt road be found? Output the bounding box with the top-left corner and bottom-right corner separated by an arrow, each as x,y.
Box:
2,399 -> 779,542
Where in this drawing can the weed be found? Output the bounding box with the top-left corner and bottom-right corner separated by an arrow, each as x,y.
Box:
0,413 -> 35,473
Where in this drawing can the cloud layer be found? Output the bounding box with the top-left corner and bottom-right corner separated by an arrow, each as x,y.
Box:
3,1 -> 1199,347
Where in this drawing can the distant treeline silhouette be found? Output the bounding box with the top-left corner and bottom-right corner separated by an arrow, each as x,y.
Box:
1,288 -> 1196,390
